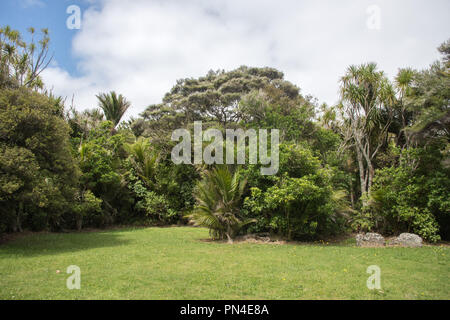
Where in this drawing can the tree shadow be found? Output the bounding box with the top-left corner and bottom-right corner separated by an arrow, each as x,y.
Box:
0,229 -> 133,258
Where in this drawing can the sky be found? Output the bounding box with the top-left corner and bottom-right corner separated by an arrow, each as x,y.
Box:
1,0 -> 449,119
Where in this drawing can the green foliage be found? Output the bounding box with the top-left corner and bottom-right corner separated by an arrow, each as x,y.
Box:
238,85 -> 316,143
137,66 -> 301,139
1,25 -> 448,243
243,143 -> 350,240
187,166 -> 251,242
96,91 -> 131,128
124,137 -> 158,188
339,63 -> 396,199
75,121 -> 136,227
0,87 -> 79,232
403,60 -> 449,142
366,157 -> 449,242
72,190 -> 102,230
0,26 -> 51,90
78,122 -> 124,193
133,181 -> 177,224
67,107 -> 105,140
123,137 -> 197,224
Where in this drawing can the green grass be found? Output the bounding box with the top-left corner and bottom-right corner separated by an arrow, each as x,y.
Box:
0,227 -> 449,299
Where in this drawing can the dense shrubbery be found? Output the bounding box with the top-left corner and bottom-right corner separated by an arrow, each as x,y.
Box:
0,87 -> 80,233
0,25 -> 448,242
242,143 -> 349,240
360,146 -> 450,242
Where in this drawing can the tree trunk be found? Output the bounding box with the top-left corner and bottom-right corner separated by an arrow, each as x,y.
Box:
15,202 -> 23,233
367,163 -> 375,196
76,217 -> 83,231
11,207 -> 17,233
349,177 -> 355,208
286,209 -> 291,241
226,233 -> 233,244
355,146 -> 367,205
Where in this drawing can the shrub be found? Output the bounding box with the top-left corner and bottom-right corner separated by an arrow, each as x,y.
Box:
187,166 -> 253,242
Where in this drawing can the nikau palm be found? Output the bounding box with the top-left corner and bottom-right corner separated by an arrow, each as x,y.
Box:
187,166 -> 252,243
96,91 -> 131,128
125,137 -> 158,189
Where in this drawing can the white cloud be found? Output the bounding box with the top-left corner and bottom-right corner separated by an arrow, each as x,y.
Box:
42,0 -> 450,119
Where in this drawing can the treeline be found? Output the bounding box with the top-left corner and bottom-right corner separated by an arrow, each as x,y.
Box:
0,26 -> 448,242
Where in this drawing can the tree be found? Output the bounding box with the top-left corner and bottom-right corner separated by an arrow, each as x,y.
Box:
358,40 -> 450,241
77,121 -> 128,225
238,84 -> 316,143
68,107 -> 105,141
368,160 -> 447,242
123,137 -> 198,224
339,63 -> 395,202
389,40 -> 450,170
402,44 -> 450,144
0,144 -> 39,232
187,166 -> 250,243
393,68 -> 415,149
73,190 -> 102,231
137,66 -> 301,139
0,25 -> 52,90
0,87 -> 79,232
438,39 -> 450,68
243,143 -> 350,240
125,137 -> 158,188
96,91 -> 131,128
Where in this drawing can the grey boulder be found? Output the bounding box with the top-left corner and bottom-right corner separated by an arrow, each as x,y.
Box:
356,233 -> 385,247
391,233 -> 423,247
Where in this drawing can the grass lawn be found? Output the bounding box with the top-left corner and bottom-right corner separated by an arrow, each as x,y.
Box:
0,226 -> 449,300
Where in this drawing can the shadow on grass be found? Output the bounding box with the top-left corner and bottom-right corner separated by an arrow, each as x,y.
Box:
0,229 -> 133,258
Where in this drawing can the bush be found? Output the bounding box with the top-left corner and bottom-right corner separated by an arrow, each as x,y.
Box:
72,190 -> 102,230
187,166 -> 251,242
367,163 -> 448,242
243,143 -> 350,240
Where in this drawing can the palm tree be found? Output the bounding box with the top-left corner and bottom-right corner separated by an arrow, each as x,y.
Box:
125,137 -> 158,189
96,91 -> 131,128
339,63 -> 395,201
70,107 -> 105,139
394,68 -> 415,148
187,165 -> 252,243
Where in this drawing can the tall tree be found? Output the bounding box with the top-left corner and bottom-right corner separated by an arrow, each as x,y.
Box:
339,63 -> 395,202
96,91 -> 131,128
0,25 -> 51,90
0,88 -> 79,232
403,41 -> 450,143
137,66 -> 301,139
393,68 -> 415,149
68,107 -> 105,141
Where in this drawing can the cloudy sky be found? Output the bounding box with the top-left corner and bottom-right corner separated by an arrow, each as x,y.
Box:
1,0 -> 449,118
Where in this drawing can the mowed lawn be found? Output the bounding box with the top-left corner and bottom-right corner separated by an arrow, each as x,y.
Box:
0,227 -> 449,300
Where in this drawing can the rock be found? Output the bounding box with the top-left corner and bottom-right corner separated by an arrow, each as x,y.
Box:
257,236 -> 271,242
391,233 -> 423,247
356,233 -> 385,247
241,234 -> 257,240
239,233 -> 275,243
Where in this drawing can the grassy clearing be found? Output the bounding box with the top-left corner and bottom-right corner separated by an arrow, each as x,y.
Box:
0,227 -> 448,300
